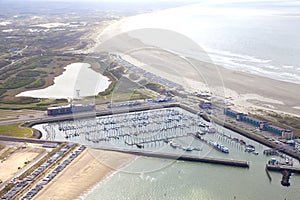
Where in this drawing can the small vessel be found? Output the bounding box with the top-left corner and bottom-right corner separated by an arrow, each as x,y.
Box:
240,140 -> 246,145
252,152 -> 259,155
136,144 -> 144,149
245,147 -> 255,152
170,141 -> 180,148
193,147 -> 202,151
208,140 -> 229,153
163,139 -> 170,143
203,127 -> 216,134
197,131 -> 206,135
183,147 -> 193,151
195,132 -> 205,139
198,124 -> 207,128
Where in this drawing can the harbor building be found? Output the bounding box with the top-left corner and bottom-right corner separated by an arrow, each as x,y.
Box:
280,130 -> 293,140
47,104 -> 95,116
223,108 -> 244,121
224,108 -> 293,138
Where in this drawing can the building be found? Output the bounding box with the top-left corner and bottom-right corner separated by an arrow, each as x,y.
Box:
224,108 -> 293,137
224,108 -> 243,120
264,124 -> 282,135
47,105 -> 72,116
224,108 -> 255,122
281,130 -> 293,140
47,104 -> 95,116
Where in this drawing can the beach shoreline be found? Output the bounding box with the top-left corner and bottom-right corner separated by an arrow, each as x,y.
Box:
89,9 -> 300,118
34,148 -> 134,200
119,52 -> 300,117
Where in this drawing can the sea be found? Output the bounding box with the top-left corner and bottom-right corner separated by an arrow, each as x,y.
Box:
115,0 -> 300,85
79,1 -> 300,199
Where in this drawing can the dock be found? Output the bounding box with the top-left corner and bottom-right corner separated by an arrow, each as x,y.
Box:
266,164 -> 300,174
94,147 -> 250,168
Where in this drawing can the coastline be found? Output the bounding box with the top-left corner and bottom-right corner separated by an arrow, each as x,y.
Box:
90,11 -> 300,117
120,52 -> 300,117
34,148 -> 134,200
13,7 -> 300,199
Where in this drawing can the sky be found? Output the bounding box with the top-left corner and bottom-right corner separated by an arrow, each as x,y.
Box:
3,0 -> 299,5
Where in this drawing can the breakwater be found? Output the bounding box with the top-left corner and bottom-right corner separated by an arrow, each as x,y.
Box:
266,164 -> 300,174
94,147 -> 250,168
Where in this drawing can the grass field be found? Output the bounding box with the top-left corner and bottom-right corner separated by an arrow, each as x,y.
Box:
0,123 -> 33,138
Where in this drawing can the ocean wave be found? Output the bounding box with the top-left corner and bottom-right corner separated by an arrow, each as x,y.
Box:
202,47 -> 300,85
282,65 -> 295,69
205,47 -> 272,64
78,170 -> 119,200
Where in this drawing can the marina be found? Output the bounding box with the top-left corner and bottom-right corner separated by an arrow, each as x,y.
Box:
34,105 -> 298,165
31,105 -> 300,199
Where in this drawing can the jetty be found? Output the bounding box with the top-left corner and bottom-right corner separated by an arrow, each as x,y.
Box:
281,170 -> 292,187
94,147 -> 250,168
266,164 -> 300,174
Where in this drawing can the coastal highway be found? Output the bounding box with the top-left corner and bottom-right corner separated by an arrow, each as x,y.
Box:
0,135 -> 63,144
23,102 -> 181,127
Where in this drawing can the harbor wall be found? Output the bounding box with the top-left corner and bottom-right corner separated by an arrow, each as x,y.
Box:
93,147 -> 250,168
266,164 -> 300,174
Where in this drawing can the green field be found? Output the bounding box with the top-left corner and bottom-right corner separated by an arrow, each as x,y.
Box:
0,123 -> 33,138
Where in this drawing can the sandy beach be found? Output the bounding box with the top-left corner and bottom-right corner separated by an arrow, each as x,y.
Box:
92,27 -> 300,116
34,148 -> 134,200
123,52 -> 300,116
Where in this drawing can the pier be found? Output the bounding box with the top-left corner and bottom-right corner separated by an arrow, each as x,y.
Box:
266,164 -> 300,174
94,147 -> 250,168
